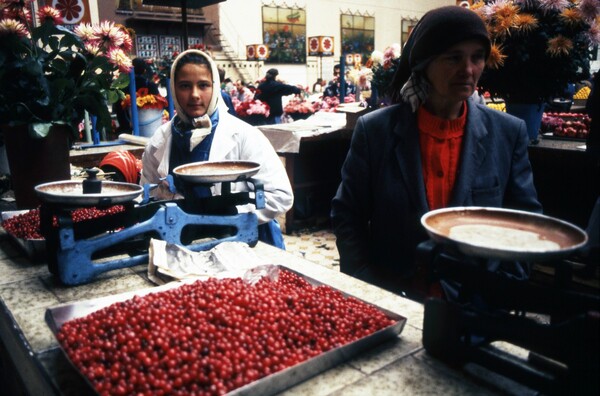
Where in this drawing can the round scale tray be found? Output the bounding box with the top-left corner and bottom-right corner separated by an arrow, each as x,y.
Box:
421,207 -> 588,262
35,180 -> 143,206
173,160 -> 260,184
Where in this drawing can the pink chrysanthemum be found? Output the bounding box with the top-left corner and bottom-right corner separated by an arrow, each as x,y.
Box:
578,0 -> 600,22
84,42 -> 102,56
107,47 -> 133,73
120,33 -> 133,52
93,21 -> 126,49
74,22 -> 96,41
37,6 -> 63,25
0,18 -> 29,38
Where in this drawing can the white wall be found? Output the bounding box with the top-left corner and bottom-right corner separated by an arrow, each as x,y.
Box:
219,0 -> 453,87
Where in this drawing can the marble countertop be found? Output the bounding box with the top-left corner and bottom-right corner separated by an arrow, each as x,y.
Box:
0,233 -> 527,395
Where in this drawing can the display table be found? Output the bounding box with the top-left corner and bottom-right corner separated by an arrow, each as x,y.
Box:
528,136 -> 598,229
0,237 -> 528,395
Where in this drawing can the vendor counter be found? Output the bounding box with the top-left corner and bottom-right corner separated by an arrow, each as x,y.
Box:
0,235 -> 530,395
258,113 -> 353,233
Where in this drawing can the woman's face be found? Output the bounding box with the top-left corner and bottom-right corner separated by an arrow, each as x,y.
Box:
425,39 -> 486,105
175,63 -> 213,118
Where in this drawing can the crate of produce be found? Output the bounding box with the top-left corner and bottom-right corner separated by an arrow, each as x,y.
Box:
540,112 -> 591,141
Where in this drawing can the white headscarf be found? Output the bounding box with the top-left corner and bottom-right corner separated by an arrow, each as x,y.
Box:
170,49 -> 221,150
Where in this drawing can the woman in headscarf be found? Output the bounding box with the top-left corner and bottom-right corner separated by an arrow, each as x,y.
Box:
140,50 -> 293,248
331,5 -> 542,300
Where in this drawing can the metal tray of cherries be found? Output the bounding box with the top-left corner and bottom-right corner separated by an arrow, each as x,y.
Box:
45,265 -> 407,395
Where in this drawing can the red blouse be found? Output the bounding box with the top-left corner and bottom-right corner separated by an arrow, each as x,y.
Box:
417,104 -> 467,210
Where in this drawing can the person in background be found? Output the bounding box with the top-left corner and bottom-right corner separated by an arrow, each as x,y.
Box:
331,5 -> 541,301
114,57 -> 161,133
323,64 -> 356,98
140,50 -> 293,248
234,80 -> 254,102
218,67 -> 237,117
255,68 -> 302,124
312,78 -> 324,94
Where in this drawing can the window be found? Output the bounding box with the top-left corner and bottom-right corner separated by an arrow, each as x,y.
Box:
262,5 -> 306,64
136,35 -> 159,59
340,13 -> 374,64
160,36 -> 182,59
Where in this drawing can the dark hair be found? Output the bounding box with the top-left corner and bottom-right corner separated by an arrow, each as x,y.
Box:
266,68 -> 278,80
173,52 -> 212,81
132,57 -> 148,76
218,66 -> 226,81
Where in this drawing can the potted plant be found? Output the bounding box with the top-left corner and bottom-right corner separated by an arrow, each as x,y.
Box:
121,88 -> 168,137
472,0 -> 599,140
0,1 -> 133,208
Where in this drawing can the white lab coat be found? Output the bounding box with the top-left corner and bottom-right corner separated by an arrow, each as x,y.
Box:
140,103 -> 294,225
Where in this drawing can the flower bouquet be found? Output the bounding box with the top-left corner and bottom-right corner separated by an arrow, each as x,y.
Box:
473,0 -> 600,104
368,43 -> 401,101
0,1 -> 133,139
0,1 -> 133,208
121,88 -> 169,111
283,97 -> 316,120
234,99 -> 270,126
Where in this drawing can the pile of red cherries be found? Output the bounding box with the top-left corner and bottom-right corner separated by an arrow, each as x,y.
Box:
57,270 -> 396,396
1,205 -> 125,239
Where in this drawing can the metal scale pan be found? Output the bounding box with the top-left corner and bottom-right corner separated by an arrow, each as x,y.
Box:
35,180 -> 143,206
173,160 -> 260,184
421,206 -> 588,262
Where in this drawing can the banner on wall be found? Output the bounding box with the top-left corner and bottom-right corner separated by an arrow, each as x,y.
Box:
46,0 -> 96,25
247,45 -> 269,61
256,44 -> 269,61
246,45 -> 257,61
307,36 -> 334,57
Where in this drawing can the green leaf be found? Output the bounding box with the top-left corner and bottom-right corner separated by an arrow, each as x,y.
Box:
112,73 -> 131,90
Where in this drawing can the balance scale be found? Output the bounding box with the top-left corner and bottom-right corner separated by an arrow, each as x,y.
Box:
36,161 -> 264,286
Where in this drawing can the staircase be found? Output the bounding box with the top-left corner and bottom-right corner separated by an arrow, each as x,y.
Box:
206,8 -> 256,84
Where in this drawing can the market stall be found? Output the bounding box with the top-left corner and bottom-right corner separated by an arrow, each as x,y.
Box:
1,238 -> 552,396
0,160 -> 597,395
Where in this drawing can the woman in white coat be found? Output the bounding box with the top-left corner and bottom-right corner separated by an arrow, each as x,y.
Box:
140,49 -> 293,248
